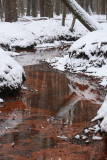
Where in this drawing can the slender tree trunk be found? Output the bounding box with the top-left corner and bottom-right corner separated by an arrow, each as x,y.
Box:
61,0 -> 101,31
55,0 -> 61,15
62,3 -> 66,26
20,0 -> 24,16
97,0 -> 100,14
11,0 -> 17,21
44,0 -> 53,18
5,0 -> 17,22
17,0 -> 20,17
39,0 -> 44,17
86,0 -> 90,12
106,0 -> 107,20
5,0 -> 11,22
32,0 -> 38,17
27,0 -> 31,16
101,0 -> 105,15
0,0 -> 3,20
69,15 -> 76,31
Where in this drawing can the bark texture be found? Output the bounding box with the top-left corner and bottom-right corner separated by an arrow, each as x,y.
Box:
44,0 -> 53,18
39,0 -> 44,17
5,0 -> 17,22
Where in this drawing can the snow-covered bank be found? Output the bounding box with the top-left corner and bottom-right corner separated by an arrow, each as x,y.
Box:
0,15 -> 87,50
0,48 -> 25,93
92,95 -> 107,132
47,28 -> 107,86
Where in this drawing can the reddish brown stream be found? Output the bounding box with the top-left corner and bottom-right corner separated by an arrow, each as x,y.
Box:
0,63 -> 107,160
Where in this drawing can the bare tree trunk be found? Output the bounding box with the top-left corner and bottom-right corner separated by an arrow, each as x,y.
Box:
32,0 -> 38,17
17,0 -> 20,17
55,0 -> 61,15
69,15 -> 76,31
5,0 -> 17,22
61,0 -> 101,31
62,2 -> 66,26
27,0 -> 31,16
0,0 -> 3,21
44,0 -> 53,18
39,0 -> 44,17
20,0 -> 24,16
11,0 -> 17,21
101,0 -> 105,15
97,0 -> 100,14
106,0 -> 107,20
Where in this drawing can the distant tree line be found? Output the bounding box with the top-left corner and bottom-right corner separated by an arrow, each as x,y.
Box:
0,0 -> 107,22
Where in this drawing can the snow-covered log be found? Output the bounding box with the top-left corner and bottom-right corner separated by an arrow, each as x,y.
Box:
61,0 -> 102,31
0,49 -> 26,93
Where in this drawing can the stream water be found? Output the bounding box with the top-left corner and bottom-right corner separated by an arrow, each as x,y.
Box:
0,51 -> 107,160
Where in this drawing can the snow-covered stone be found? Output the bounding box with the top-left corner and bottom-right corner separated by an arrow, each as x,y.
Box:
0,48 -> 25,92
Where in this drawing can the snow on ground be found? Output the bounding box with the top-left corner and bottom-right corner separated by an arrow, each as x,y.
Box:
47,24 -> 107,86
0,14 -> 87,49
0,48 -> 25,92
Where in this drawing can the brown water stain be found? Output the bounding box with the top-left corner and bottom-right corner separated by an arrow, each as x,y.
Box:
0,64 -> 107,160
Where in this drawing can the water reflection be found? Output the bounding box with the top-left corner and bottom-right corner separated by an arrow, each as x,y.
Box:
0,64 -> 107,159
23,66 -> 105,126
23,66 -> 71,115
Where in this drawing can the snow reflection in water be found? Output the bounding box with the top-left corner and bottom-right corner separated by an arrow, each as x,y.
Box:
0,63 -> 106,160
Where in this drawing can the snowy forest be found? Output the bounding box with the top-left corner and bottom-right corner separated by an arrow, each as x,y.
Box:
0,0 -> 107,159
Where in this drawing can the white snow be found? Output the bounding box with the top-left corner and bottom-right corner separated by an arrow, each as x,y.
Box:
92,95 -> 107,132
0,14 -> 87,49
67,0 -> 102,31
47,27 -> 107,86
0,98 -> 4,103
92,135 -> 103,140
57,135 -> 68,139
75,135 -> 80,139
0,48 -> 25,91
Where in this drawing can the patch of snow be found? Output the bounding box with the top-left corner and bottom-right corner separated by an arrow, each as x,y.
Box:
0,48 -> 25,91
21,85 -> 28,90
84,129 -> 89,134
92,95 -> 107,132
82,135 -> 87,140
92,135 -> 103,140
57,135 -> 68,139
0,98 -> 4,103
75,135 -> 80,139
